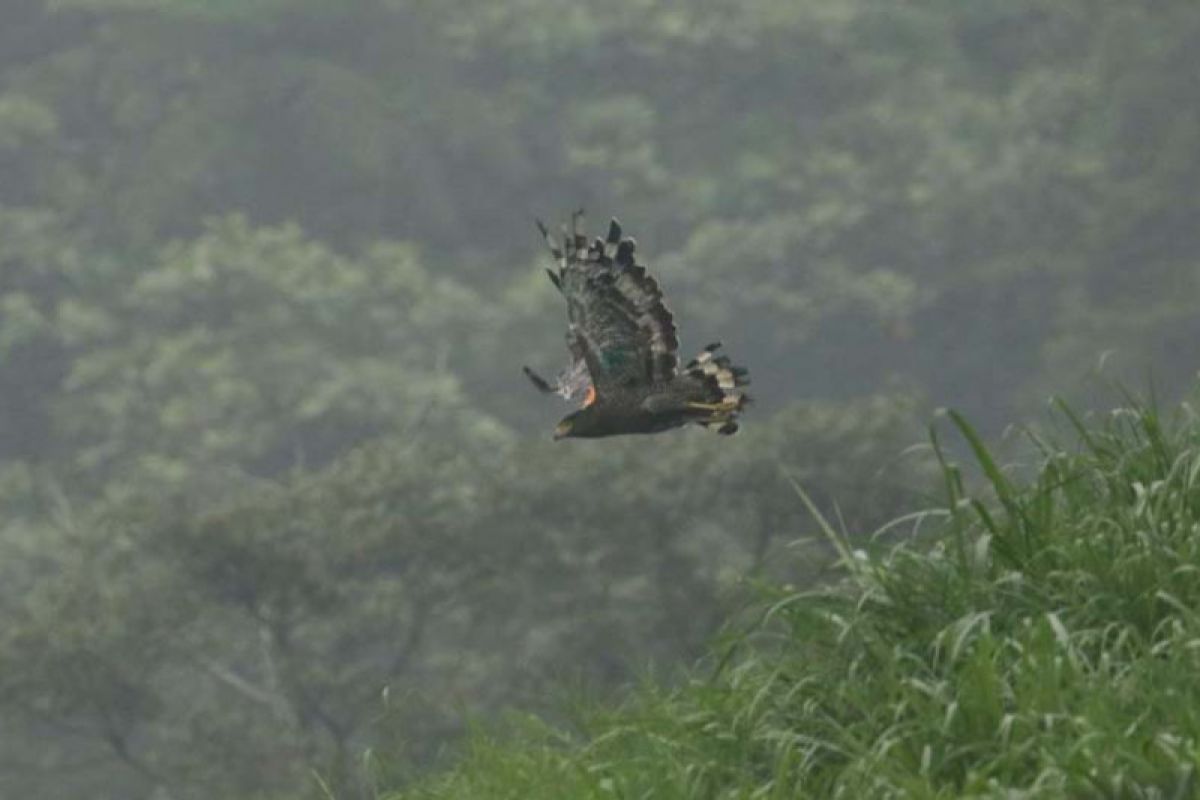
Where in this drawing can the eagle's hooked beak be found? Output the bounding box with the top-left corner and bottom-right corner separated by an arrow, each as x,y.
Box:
553,420 -> 572,440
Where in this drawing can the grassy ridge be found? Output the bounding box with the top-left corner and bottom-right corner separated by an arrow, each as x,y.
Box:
383,399 -> 1200,799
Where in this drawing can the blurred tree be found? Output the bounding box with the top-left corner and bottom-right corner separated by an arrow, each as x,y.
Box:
56,215 -> 495,496
3,0 -> 1195,424
1035,2 -> 1200,401
0,208 -> 124,464
0,395 -> 925,799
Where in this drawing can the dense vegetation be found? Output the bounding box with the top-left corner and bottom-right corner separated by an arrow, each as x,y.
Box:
390,399 -> 1200,798
1,0 -> 1198,798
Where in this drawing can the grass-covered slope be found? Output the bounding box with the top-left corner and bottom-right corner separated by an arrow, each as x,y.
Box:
384,400 -> 1200,799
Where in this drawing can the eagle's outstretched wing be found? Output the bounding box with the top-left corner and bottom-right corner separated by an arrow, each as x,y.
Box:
535,213 -> 679,397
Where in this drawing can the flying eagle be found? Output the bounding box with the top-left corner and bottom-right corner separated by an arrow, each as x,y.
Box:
524,212 -> 750,439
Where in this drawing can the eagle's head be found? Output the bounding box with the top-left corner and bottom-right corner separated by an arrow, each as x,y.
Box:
553,408 -> 607,440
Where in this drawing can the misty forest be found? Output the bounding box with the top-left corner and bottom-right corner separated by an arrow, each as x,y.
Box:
2,1 -> 1200,798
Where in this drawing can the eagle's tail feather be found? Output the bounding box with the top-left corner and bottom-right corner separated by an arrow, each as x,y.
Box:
684,343 -> 750,435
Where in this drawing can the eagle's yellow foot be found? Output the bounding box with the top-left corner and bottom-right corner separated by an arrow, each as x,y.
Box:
687,399 -> 740,414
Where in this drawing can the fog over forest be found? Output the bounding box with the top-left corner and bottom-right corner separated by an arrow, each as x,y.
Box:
1,1 -> 1197,798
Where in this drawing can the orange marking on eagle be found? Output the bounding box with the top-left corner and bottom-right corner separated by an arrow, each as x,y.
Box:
583,385 -> 597,407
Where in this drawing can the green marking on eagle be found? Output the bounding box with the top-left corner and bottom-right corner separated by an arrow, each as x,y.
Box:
602,349 -> 633,368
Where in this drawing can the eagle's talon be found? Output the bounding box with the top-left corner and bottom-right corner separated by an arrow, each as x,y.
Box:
687,399 -> 741,414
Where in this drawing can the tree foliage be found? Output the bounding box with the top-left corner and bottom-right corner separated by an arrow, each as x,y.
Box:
2,396 -> 923,798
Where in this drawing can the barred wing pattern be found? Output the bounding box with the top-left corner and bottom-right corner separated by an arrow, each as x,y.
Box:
537,213 -> 679,397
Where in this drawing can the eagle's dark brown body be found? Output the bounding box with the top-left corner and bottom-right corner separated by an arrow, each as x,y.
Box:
524,213 -> 749,439
555,381 -> 714,438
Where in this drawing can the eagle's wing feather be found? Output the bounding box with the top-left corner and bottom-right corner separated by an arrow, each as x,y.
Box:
522,328 -> 592,402
548,215 -> 679,395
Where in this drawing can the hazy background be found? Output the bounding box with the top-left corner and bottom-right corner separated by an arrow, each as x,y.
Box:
1,1 -> 1197,797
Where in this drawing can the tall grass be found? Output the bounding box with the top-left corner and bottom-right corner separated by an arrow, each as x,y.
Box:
382,397 -> 1200,799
